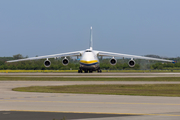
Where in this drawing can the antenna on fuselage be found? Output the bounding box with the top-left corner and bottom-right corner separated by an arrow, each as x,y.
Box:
89,26 -> 93,50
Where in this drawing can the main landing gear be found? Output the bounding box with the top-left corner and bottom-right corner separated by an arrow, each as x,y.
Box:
78,69 -> 83,73
78,68 -> 102,73
97,67 -> 102,73
97,69 -> 102,73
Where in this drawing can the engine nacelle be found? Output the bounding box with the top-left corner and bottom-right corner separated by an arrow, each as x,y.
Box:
128,60 -> 135,67
110,58 -> 117,65
62,58 -> 69,65
44,60 -> 51,67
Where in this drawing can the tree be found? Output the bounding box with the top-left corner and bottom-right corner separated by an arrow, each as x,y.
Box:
13,54 -> 24,59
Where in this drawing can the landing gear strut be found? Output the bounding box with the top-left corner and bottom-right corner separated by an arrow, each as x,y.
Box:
78,69 -> 82,73
84,70 -> 89,73
97,69 -> 102,73
78,67 -> 102,73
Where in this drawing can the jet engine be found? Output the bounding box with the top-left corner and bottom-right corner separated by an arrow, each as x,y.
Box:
62,58 -> 69,65
128,60 -> 135,67
44,60 -> 51,67
110,58 -> 117,65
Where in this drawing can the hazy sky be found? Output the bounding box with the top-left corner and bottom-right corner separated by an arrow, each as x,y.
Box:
1,0 -> 180,57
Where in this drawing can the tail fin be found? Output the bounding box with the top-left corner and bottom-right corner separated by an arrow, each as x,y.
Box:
89,26 -> 93,50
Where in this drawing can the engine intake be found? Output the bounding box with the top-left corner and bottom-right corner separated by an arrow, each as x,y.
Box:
62,58 -> 69,65
44,60 -> 51,67
128,60 -> 135,67
110,58 -> 117,65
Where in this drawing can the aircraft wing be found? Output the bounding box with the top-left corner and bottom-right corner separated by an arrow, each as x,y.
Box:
6,51 -> 83,63
95,50 -> 174,63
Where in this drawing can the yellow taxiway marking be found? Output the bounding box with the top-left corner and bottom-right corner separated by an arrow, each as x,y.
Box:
1,99 -> 180,106
9,110 -> 180,117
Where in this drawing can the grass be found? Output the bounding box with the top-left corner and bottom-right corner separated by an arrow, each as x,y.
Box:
1,69 -> 180,73
0,70 -> 77,73
13,84 -> 180,97
1,77 -> 180,81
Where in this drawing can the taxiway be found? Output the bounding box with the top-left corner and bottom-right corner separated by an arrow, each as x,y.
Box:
0,73 -> 180,120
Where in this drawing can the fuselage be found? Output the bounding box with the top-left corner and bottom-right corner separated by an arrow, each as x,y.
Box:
79,49 -> 99,71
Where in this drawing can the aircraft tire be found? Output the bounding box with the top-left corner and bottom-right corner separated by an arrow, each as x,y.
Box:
97,69 -> 102,73
78,70 -> 83,73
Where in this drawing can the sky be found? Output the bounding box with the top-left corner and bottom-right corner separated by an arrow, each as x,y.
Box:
0,0 -> 180,58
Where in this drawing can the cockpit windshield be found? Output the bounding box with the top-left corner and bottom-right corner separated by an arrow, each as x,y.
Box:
85,50 -> 92,52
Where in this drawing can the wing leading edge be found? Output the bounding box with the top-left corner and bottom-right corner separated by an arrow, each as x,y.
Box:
7,51 -> 83,63
95,50 -> 174,63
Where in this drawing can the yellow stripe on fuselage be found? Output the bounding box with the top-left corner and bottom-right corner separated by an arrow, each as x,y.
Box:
80,60 -> 98,64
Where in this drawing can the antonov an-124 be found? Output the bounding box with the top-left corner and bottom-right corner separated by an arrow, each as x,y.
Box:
7,27 -> 175,73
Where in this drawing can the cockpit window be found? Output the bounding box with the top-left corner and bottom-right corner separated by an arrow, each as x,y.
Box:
85,50 -> 92,52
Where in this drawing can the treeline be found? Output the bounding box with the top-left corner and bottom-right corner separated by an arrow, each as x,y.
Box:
0,54 -> 179,70
0,58 -> 140,70
0,54 -> 140,70
151,62 -> 180,70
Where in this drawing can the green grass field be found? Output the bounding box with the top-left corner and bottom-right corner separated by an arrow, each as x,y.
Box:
2,73 -> 180,97
0,69 -> 180,73
13,84 -> 180,97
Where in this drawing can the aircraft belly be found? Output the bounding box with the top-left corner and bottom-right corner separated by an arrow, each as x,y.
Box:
80,63 -> 99,70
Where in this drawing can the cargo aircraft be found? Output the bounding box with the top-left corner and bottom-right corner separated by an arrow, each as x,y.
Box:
7,27 -> 175,73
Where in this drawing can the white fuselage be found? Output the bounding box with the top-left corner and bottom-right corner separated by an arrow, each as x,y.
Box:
79,49 -> 99,71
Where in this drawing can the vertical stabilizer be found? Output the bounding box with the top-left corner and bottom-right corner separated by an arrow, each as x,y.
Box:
90,26 -> 93,50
